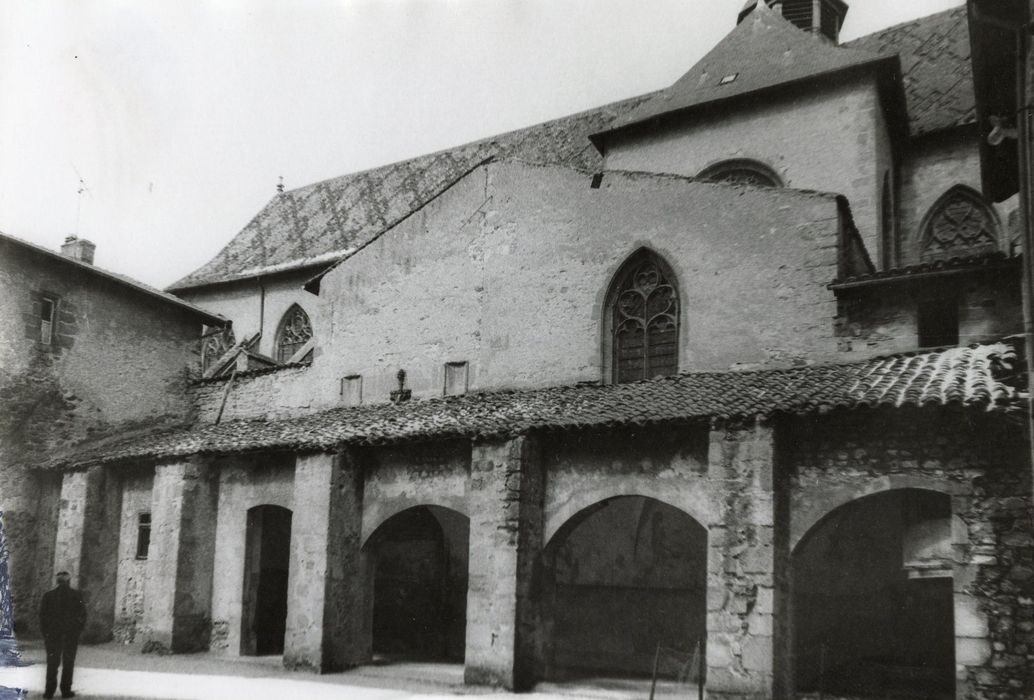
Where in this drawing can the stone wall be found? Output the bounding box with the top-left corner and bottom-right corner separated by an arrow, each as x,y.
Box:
783,408 -> 1033,700
0,239 -> 205,631
361,441 -> 469,545
834,270 -> 1024,359
113,467 -> 155,643
192,161 -> 844,423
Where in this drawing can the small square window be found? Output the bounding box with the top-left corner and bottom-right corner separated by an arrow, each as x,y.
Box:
341,375 -> 363,406
917,298 -> 959,348
444,361 -> 468,397
40,297 -> 57,345
135,513 -> 151,560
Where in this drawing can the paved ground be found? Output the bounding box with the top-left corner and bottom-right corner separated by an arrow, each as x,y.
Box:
0,640 -> 681,700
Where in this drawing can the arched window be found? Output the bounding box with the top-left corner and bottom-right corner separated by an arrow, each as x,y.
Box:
606,251 -> 680,384
274,304 -> 312,363
919,185 -> 1000,263
697,159 -> 782,188
201,326 -> 235,373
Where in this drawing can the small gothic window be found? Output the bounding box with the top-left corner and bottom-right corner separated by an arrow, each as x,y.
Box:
608,252 -> 680,383
697,159 -> 781,188
275,304 -> 313,364
201,326 -> 236,373
919,186 -> 1000,263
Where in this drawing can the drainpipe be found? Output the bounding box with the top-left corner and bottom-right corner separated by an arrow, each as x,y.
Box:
1017,15 -> 1034,514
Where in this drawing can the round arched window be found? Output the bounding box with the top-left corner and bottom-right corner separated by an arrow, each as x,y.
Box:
697,159 -> 782,188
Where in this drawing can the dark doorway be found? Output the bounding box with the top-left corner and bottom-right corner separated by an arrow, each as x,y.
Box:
793,489 -> 955,699
542,496 -> 708,680
364,506 -> 469,661
241,505 -> 292,656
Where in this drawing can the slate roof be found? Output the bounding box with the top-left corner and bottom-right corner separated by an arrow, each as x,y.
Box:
0,231 -> 227,326
831,252 -> 1020,289
166,94 -> 655,292
590,2 -> 897,146
845,5 -> 974,136
55,343 -> 1023,469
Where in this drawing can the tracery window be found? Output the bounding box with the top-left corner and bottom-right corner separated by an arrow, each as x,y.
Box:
201,326 -> 235,373
275,304 -> 313,363
608,252 -> 680,383
697,159 -> 781,188
919,186 -> 1000,263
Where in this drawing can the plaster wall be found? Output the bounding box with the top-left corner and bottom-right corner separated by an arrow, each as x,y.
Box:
209,457 -> 294,655
177,270 -> 321,361
113,467 -> 155,643
193,161 -> 843,422
604,77 -> 886,255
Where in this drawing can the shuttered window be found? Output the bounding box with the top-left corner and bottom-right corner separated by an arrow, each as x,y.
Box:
610,255 -> 680,383
40,297 -> 56,345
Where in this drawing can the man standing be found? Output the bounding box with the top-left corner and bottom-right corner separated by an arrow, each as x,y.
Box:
39,571 -> 86,699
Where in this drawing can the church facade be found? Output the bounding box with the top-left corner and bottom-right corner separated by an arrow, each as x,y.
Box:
4,2 -> 1033,699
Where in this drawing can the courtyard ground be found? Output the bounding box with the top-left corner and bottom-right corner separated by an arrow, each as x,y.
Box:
0,640 -> 676,700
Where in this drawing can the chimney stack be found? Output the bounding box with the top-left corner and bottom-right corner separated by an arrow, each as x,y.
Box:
61,235 -> 96,265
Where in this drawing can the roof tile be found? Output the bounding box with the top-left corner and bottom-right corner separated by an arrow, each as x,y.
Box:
56,343 -> 1023,469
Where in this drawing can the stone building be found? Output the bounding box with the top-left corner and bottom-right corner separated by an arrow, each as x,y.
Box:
0,232 -> 225,640
6,2 -> 1034,699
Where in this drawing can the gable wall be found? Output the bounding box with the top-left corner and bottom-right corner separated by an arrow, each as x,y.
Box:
603,76 -> 887,256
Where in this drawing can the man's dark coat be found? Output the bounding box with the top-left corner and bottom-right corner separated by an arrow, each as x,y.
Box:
39,584 -> 86,697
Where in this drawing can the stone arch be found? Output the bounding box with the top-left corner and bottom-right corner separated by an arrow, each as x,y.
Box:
791,474 -> 964,553
917,184 -> 1001,263
539,495 -> 708,680
545,487 -> 709,548
362,505 -> 469,661
601,248 -> 682,384
362,498 -> 469,548
791,487 -> 958,697
697,158 -> 783,187
273,303 -> 313,364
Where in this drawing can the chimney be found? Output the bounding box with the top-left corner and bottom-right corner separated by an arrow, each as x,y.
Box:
60,235 -> 96,265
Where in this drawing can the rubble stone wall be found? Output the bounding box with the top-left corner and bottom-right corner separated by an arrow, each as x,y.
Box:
113,467 -> 154,644
784,409 -> 1033,700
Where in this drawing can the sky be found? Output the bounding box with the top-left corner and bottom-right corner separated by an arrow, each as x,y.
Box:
0,0 -> 963,289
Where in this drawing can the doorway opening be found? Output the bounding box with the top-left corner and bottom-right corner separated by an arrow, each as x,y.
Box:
364,506 -> 469,662
241,504 -> 292,656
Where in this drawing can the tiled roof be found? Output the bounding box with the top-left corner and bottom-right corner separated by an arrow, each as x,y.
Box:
845,5 -> 974,136
0,231 -> 227,326
55,343 -> 1022,469
591,2 -> 895,145
831,252 -> 1020,289
166,95 -> 655,291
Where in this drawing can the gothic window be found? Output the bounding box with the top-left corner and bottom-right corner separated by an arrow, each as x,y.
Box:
697,159 -> 781,188
201,326 -> 236,373
275,304 -> 313,363
919,186 -> 1000,263
607,252 -> 680,384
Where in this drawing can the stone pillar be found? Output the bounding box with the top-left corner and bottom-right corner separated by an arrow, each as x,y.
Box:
465,435 -> 544,691
952,489 -> 1034,699
705,422 -> 786,700
284,450 -> 368,672
141,457 -> 218,653
53,466 -> 121,643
